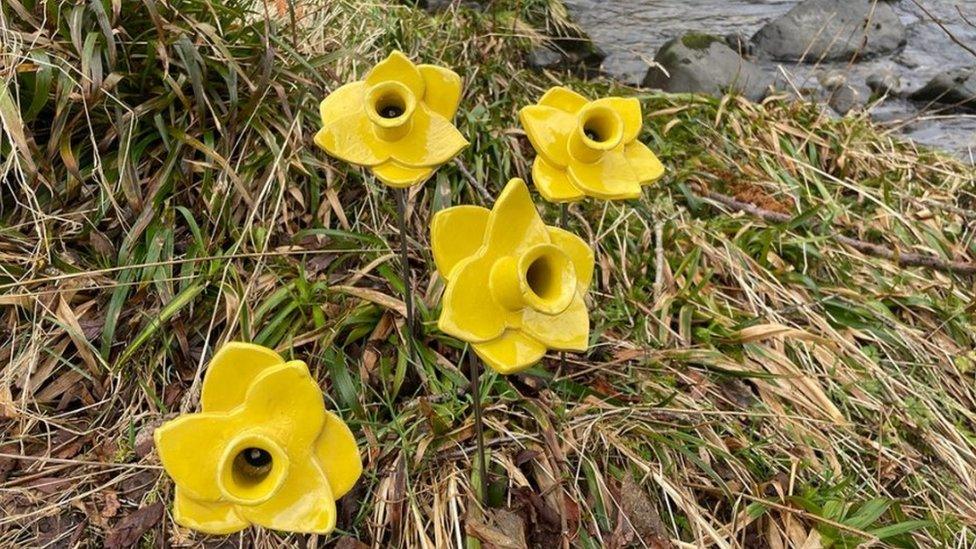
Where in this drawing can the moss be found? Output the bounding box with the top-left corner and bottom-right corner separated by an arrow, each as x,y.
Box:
656,38 -> 683,66
681,32 -> 724,50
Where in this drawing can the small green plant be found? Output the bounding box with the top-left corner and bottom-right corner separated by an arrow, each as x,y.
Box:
791,484 -> 934,548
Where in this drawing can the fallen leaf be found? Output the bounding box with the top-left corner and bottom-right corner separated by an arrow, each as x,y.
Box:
331,285 -> 407,317
100,491 -> 121,519
0,383 -> 17,418
104,502 -> 163,548
334,536 -> 369,549
617,476 -> 672,548
466,509 -> 527,549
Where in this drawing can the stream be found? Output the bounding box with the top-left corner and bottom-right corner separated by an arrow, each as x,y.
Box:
562,0 -> 976,160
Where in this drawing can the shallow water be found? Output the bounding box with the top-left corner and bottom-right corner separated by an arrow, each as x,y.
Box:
563,0 -> 976,159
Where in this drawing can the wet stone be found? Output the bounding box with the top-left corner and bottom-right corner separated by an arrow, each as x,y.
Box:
752,0 -> 907,62
910,67 -> 976,110
643,33 -> 771,102
867,70 -> 902,96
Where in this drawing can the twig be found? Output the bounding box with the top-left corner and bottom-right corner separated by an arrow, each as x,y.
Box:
653,219 -> 665,302
911,0 -> 976,60
958,6 -> 976,31
690,184 -> 976,276
452,158 -> 492,201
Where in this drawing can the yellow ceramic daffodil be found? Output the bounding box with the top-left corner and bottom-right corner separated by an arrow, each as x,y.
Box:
519,86 -> 665,202
154,343 -> 362,535
314,51 -> 468,188
432,178 -> 593,374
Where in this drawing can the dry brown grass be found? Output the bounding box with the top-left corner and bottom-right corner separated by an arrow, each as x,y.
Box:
1,0 -> 975,547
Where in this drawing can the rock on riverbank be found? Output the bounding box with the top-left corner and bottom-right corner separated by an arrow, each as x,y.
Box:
910,67 -> 976,110
752,0 -> 906,62
643,33 -> 770,102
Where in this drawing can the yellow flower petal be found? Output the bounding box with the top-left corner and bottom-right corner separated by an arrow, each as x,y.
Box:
388,105 -> 468,168
154,413 -> 235,502
531,156 -> 584,203
521,294 -> 589,351
419,64 -> 462,120
519,104 -> 574,168
173,488 -> 248,535
238,458 -> 337,534
200,342 -> 284,413
591,97 -> 642,144
314,112 -> 388,167
241,361 -> 326,451
364,50 -> 425,99
372,161 -> 433,188
319,81 -> 365,126
624,141 -> 665,184
567,150 -> 642,200
430,205 -> 490,279
546,227 -> 593,291
438,254 -> 511,342
473,330 -> 547,375
482,178 -> 550,255
538,86 -> 588,114
437,179 -> 550,342
314,411 -> 362,499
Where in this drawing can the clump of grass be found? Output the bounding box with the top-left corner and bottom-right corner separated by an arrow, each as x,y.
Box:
1,0 -> 975,547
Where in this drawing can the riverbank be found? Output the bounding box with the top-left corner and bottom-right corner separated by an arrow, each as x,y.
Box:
1,0 -> 975,546
552,0 -> 976,160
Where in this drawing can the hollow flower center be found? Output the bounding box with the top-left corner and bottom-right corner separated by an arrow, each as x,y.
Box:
234,447 -> 273,483
365,81 -> 417,140
217,434 -> 289,505
490,244 -> 577,315
525,254 -> 559,303
569,104 -> 624,162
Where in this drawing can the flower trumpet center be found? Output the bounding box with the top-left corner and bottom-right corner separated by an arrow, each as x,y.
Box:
490,244 -> 577,315
217,433 -> 290,505
365,81 -> 417,141
568,104 -> 624,163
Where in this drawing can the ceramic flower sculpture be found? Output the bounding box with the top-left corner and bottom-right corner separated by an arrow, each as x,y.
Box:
154,343 -> 362,535
519,86 -> 665,202
432,178 -> 594,374
314,50 -> 468,187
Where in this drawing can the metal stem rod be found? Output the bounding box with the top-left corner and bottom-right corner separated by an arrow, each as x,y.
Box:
558,203 -> 568,374
468,349 -> 488,502
395,189 -> 415,358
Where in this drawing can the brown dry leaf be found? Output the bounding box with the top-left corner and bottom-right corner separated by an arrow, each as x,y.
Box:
334,536 -> 369,549
0,383 -> 17,418
331,285 -> 407,317
55,297 -> 101,376
104,502 -> 163,548
100,491 -> 121,519
325,186 -> 350,229
734,323 -> 832,346
618,476 -> 672,549
89,230 -> 116,257
466,509 -> 527,549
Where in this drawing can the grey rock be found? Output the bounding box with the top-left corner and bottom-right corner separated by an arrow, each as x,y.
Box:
829,85 -> 862,115
910,67 -> 976,110
643,33 -> 771,102
752,0 -> 906,62
422,0 -> 481,12
724,33 -> 755,58
602,53 -> 649,85
527,46 -> 565,70
866,70 -> 901,96
818,70 -> 847,91
525,39 -> 605,73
